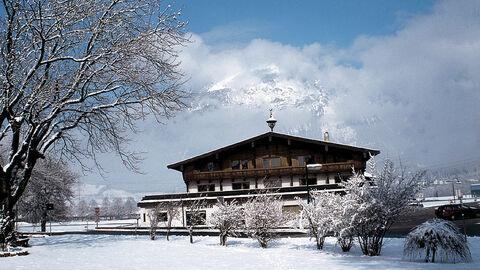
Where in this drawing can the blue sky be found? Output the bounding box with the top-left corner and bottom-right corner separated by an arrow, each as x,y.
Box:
179,0 -> 435,47
78,0 -> 480,197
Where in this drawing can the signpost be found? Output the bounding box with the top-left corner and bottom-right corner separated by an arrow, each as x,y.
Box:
46,203 -> 54,234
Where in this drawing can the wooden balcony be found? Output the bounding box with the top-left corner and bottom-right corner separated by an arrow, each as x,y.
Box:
184,161 -> 364,182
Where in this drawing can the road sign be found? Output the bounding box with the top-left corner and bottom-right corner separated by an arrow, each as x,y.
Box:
46,203 -> 54,210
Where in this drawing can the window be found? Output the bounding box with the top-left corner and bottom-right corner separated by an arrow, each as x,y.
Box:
186,210 -> 206,226
232,160 -> 240,170
207,162 -> 214,171
334,176 -> 342,183
300,178 -> 317,186
263,157 -> 280,168
282,205 -> 301,214
232,182 -> 250,190
143,213 -> 146,222
242,160 -> 248,170
232,160 -> 248,170
198,184 -> 215,192
263,178 -> 281,188
157,212 -> 168,222
298,155 -> 314,166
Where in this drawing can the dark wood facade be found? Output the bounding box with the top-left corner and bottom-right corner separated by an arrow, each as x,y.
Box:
168,132 -> 379,193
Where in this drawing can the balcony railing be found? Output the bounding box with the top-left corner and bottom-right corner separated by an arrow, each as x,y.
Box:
184,161 -> 364,181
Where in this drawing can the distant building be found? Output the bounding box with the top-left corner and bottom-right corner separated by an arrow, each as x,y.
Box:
137,112 -> 380,227
471,184 -> 480,197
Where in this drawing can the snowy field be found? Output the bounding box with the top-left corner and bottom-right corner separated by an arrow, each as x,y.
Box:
17,219 -> 137,233
1,235 -> 479,270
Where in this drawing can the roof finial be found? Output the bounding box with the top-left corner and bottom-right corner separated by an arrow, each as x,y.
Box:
266,109 -> 277,132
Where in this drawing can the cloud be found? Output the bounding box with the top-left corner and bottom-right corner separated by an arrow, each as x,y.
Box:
81,0 -> 480,194
177,0 -> 480,166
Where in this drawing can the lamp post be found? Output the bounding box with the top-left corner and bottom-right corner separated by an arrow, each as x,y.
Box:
446,179 -> 462,203
305,164 -> 322,203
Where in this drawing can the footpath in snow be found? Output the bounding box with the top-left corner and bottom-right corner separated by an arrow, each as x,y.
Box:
1,234 -> 479,270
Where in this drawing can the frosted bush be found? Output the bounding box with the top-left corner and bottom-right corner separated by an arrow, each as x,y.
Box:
403,219 -> 471,263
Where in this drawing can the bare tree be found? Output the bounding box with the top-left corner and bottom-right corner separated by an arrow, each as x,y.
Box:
87,199 -> 98,219
0,0 -> 189,245
75,199 -> 89,219
209,198 -> 243,246
148,204 -> 163,241
156,201 -> 180,241
123,197 -> 138,217
17,156 -> 78,232
186,198 -> 206,244
343,158 -> 425,256
244,192 -> 284,248
111,197 -> 125,219
101,197 -> 112,219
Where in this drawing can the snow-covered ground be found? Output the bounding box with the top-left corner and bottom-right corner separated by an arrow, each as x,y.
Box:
1,235 -> 478,269
17,219 -> 137,233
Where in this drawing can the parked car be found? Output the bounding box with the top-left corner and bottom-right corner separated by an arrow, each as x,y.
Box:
434,204 -> 480,220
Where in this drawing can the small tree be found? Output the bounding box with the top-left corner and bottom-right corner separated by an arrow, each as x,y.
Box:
244,192 -> 284,248
157,201 -> 180,241
331,193 -> 356,252
101,197 -> 112,219
123,197 -> 138,217
343,158 -> 425,256
186,198 -> 207,244
148,205 -> 162,241
16,157 -> 78,232
298,191 -> 335,249
404,219 -> 472,263
76,199 -> 89,219
87,199 -> 99,219
111,197 -> 125,219
210,199 -> 243,246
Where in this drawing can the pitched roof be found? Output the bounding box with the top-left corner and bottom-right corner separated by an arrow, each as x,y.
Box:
167,132 -> 380,171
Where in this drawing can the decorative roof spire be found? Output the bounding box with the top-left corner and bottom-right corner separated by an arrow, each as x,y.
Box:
266,109 -> 277,132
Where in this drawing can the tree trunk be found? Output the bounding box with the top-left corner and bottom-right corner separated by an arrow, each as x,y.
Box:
219,233 -> 227,246
315,235 -> 324,249
0,194 -> 16,249
166,228 -> 170,241
150,226 -> 156,240
189,227 -> 193,244
41,208 -> 47,232
41,218 -> 47,232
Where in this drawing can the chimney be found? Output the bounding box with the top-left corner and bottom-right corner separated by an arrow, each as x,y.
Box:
324,131 -> 330,142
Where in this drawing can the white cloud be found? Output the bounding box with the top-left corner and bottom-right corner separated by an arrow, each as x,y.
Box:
80,0 -> 480,194
178,0 -> 480,165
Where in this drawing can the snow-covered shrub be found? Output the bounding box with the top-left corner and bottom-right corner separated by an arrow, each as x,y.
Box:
404,219 -> 472,263
343,158 -> 425,256
244,192 -> 284,248
186,198 -> 207,244
210,199 -> 243,246
298,191 -> 336,249
328,193 -> 356,252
